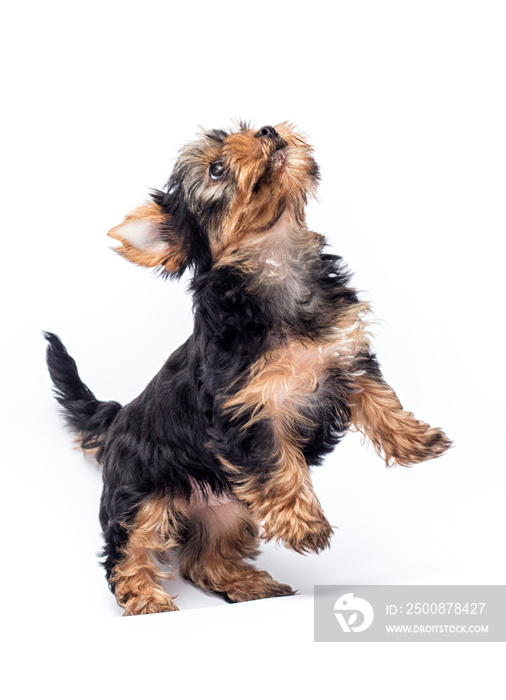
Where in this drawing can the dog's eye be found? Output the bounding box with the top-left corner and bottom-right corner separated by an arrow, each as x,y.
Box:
209,161 -> 226,180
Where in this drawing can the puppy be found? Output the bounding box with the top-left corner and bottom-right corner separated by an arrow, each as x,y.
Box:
45,122 -> 451,615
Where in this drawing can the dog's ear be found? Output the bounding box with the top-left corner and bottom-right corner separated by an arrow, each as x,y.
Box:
107,201 -> 188,276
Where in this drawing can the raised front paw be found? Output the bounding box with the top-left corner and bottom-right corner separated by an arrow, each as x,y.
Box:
387,424 -> 453,467
262,503 -> 334,554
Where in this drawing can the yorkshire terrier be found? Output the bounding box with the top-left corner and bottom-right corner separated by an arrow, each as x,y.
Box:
45,122 -> 451,615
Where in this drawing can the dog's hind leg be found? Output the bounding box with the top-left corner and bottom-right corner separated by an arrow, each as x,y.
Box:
102,494 -> 187,615
178,498 -> 295,602
350,372 -> 452,466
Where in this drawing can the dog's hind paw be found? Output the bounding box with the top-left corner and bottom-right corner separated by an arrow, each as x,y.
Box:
223,572 -> 296,602
121,595 -> 179,616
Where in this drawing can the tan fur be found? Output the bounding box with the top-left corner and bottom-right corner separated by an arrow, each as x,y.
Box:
104,123 -> 450,599
212,123 -> 318,259
350,375 -> 452,466
107,201 -> 187,273
179,498 -> 294,600
219,301 -> 372,552
112,495 -> 188,616
107,123 -> 319,271
112,490 -> 294,612
224,301 -> 372,428
72,435 -> 99,456
221,365 -> 332,554
219,443 -> 332,554
215,213 -> 320,285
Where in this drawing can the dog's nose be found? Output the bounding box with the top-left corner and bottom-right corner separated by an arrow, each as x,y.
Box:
255,126 -> 280,141
255,126 -> 286,151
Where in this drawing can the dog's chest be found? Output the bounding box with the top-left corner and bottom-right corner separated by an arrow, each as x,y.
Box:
225,305 -> 369,427
260,331 -> 355,403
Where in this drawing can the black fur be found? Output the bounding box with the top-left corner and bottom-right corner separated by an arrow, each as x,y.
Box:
45,249 -> 362,587
45,123 -> 450,609
44,332 -> 121,450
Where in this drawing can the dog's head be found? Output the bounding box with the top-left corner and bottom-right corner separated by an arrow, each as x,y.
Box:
108,122 -> 319,277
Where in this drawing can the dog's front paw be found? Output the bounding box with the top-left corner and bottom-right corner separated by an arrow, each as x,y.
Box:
386,424 -> 453,467
262,504 -> 334,554
282,515 -> 334,554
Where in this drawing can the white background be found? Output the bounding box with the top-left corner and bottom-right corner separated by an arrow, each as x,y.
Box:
1,1 -> 505,698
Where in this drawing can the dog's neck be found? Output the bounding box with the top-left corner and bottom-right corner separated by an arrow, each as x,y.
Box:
248,209 -> 321,289
219,210 -> 324,332
192,208 -> 325,343
219,210 -> 321,282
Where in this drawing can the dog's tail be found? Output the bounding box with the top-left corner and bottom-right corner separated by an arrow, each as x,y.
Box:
44,331 -> 122,450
